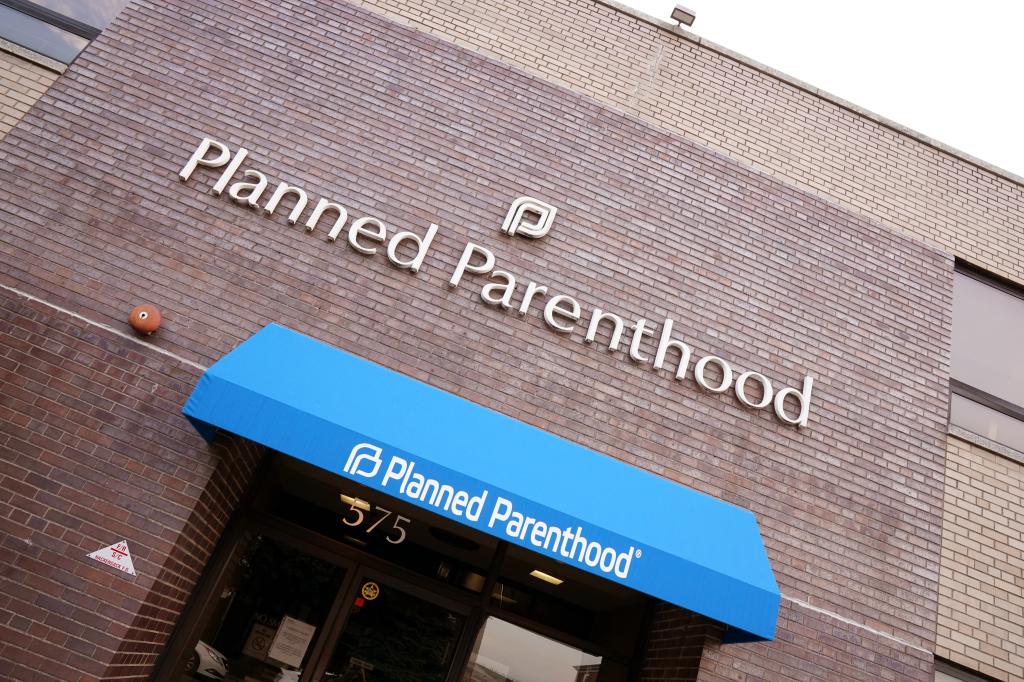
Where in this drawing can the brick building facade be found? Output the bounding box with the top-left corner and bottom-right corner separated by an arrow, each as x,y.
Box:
0,1 -> 1021,681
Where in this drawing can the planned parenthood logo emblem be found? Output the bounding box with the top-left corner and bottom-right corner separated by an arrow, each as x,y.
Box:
500,196 -> 557,239
344,443 -> 384,479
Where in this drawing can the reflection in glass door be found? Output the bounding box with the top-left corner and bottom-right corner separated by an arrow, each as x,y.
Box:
319,576 -> 465,682
463,617 -> 612,682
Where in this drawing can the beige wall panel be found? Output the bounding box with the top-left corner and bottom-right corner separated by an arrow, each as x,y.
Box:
0,50 -> 57,140
937,437 -> 1024,682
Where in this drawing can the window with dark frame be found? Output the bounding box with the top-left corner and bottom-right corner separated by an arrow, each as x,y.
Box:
950,263 -> 1024,453
0,0 -> 131,64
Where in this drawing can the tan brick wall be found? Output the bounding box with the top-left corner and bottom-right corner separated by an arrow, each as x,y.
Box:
937,436 -> 1024,682
0,50 -> 57,140
349,0 -> 1024,286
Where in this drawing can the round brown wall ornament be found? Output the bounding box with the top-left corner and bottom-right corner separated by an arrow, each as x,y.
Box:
128,304 -> 162,335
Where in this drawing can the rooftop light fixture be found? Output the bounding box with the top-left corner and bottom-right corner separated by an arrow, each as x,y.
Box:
671,4 -> 696,26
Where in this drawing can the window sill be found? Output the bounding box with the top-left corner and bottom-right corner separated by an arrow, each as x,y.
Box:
0,37 -> 65,74
948,425 -> 1024,466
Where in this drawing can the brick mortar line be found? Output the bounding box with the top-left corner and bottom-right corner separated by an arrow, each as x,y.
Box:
782,595 -> 932,655
0,283 -> 207,372
592,0 -> 1024,189
2,285 -> 938,658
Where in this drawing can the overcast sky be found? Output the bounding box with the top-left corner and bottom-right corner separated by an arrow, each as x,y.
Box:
620,0 -> 1023,178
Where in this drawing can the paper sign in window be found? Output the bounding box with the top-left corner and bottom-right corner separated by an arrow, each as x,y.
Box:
267,616 -> 316,669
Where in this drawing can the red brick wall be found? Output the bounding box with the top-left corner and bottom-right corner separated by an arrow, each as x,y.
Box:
0,0 -> 952,679
0,290 -> 264,680
640,605 -> 719,680
698,600 -> 935,681
104,434 -> 264,679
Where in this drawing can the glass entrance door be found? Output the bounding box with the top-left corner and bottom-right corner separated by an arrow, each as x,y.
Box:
171,530 -> 353,682
163,526 -> 470,682
309,572 -> 468,682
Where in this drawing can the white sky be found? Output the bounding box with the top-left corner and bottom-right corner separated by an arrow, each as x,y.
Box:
620,0 -> 1024,177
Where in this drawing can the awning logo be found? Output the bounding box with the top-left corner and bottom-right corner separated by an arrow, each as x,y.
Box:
500,196 -> 557,239
343,443 -> 383,478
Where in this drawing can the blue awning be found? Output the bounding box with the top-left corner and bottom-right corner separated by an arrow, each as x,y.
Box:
183,324 -> 779,642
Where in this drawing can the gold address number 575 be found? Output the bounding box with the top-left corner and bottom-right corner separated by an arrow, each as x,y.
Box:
342,503 -> 411,544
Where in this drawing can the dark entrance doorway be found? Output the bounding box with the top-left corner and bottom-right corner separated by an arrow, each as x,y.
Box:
157,454 -> 649,682
317,571 -> 464,681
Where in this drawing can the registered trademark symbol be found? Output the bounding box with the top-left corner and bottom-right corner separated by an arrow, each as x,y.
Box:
635,549 -> 642,558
